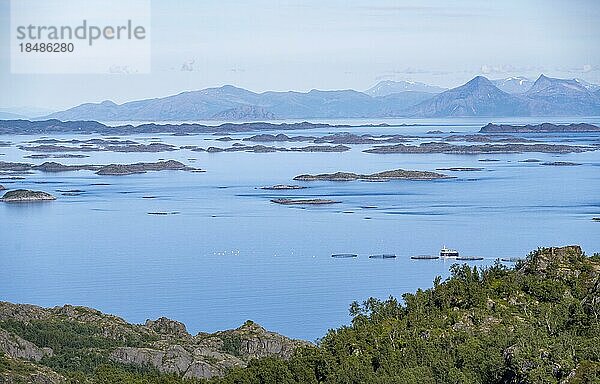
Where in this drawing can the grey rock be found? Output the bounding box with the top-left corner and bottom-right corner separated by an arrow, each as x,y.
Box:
111,346 -> 194,376
183,360 -> 224,379
0,328 -> 53,361
0,301 -> 310,380
217,321 -> 306,360
145,317 -> 189,338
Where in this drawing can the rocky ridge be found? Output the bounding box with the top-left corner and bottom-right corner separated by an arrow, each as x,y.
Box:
0,303 -> 309,381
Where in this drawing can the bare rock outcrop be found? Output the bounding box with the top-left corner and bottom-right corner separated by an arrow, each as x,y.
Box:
210,320 -> 308,360
517,245 -> 589,278
109,320 -> 310,379
0,328 -> 53,361
0,301 -> 310,380
145,317 -> 189,338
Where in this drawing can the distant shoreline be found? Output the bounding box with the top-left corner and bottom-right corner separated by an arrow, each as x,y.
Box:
0,119 -> 392,136
1,119 -> 599,136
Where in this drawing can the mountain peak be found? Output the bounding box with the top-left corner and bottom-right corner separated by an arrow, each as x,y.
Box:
461,76 -> 496,91
528,74 -> 591,96
208,84 -> 249,93
469,75 -> 493,85
220,84 -> 242,90
531,74 -> 554,87
524,74 -> 600,114
405,75 -> 527,117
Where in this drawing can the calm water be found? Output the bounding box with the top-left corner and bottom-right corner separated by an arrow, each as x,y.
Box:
1,117 -> 599,341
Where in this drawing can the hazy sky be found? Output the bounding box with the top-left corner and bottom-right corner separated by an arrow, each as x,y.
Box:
1,0 -> 599,111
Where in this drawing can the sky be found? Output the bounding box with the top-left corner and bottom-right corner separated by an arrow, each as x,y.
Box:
1,0 -> 599,112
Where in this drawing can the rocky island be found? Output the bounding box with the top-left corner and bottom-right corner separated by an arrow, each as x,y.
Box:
0,160 -> 202,176
293,168 -> 450,182
243,132 -> 412,145
364,142 -> 595,154
18,136 -> 179,154
95,160 -> 197,175
20,142 -> 178,153
443,134 -> 538,143
24,154 -> 90,159
540,161 -> 582,166
260,185 -> 306,190
1,189 -> 56,202
271,198 -> 340,205
0,119 -> 370,136
290,145 -> 350,152
479,122 -> 600,133
436,167 -> 484,171
520,158 -> 541,163
194,144 -> 350,153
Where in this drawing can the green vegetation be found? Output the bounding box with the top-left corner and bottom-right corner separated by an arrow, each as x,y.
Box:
0,353 -> 36,377
220,334 -> 243,357
82,364 -> 202,384
0,318 -> 156,375
0,319 -> 146,351
1,246 -> 599,383
212,246 -> 600,383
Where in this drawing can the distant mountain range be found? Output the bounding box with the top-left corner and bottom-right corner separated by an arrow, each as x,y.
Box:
405,75 -> 600,117
0,107 -> 57,119
522,75 -> 600,116
45,86 -> 436,121
364,80 -> 447,97
405,76 -> 530,117
0,111 -> 26,120
43,75 -> 600,121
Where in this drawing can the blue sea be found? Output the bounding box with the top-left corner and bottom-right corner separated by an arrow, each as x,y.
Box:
1,117 -> 599,341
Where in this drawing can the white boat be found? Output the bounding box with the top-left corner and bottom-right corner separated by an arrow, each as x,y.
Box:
440,246 -> 459,258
